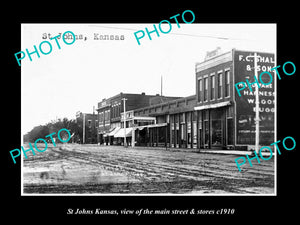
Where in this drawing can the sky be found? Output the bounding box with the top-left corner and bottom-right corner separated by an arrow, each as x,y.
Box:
21,23 -> 276,133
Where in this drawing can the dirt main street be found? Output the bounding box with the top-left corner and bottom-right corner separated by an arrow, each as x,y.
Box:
22,143 -> 275,194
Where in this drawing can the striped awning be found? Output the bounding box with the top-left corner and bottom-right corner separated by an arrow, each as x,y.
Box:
108,127 -> 120,136
114,127 -> 133,138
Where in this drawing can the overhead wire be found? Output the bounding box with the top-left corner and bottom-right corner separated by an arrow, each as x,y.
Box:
88,24 -> 254,41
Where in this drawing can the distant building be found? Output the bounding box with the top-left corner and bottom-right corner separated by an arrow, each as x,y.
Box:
96,92 -> 181,145
133,95 -> 196,148
75,111 -> 98,144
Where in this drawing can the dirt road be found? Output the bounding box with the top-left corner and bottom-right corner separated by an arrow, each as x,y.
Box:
22,144 -> 274,194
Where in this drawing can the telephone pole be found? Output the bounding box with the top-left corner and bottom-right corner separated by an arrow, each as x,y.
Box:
246,53 -> 261,154
122,98 -> 128,147
247,53 -> 260,154
254,53 -> 260,154
83,113 -> 85,144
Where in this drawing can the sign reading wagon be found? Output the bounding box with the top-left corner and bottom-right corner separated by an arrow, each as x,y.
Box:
233,50 -> 275,146
10,128 -> 71,164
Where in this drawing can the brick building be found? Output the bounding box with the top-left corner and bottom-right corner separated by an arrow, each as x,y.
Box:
96,92 -> 181,145
133,95 -> 196,148
130,48 -> 275,150
75,111 -> 98,144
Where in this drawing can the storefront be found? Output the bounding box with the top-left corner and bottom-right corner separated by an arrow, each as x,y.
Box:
133,123 -> 168,147
169,111 -> 197,149
128,48 -> 275,150
194,102 -> 233,149
114,127 -> 133,146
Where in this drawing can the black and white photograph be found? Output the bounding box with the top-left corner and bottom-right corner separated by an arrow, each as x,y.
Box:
4,5 -> 298,221
20,23 -> 276,195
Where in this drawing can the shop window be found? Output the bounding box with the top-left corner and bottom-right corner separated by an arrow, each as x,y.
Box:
187,122 -> 192,147
193,111 -> 197,121
211,120 -> 222,146
180,113 -> 185,123
192,121 -> 197,148
204,120 -> 209,146
227,118 -> 234,145
181,123 -> 186,147
198,121 -> 203,148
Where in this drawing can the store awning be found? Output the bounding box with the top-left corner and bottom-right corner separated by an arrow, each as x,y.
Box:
194,101 -> 231,111
108,127 -> 120,136
134,123 -> 168,130
133,116 -> 156,121
114,127 -> 133,138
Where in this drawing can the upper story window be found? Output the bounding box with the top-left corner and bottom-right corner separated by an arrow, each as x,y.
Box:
217,72 -> 222,99
210,74 -> 215,100
99,112 -> 104,122
204,77 -> 208,102
197,78 -> 202,102
225,69 -> 230,97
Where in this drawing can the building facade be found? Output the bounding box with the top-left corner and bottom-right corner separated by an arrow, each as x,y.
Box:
94,48 -> 275,150
130,48 -> 275,150
75,111 -> 98,144
96,92 -> 181,145
133,95 -> 197,148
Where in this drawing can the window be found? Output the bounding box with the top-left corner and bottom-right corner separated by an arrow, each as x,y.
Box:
112,106 -> 115,119
117,104 -> 121,117
197,79 -> 202,102
211,75 -> 215,100
99,112 -> 104,122
105,110 -> 110,121
88,120 -> 92,128
218,72 -> 222,99
225,70 -> 230,97
204,77 -> 208,101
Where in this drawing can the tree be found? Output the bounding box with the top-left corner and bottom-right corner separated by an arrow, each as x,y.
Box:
23,125 -> 49,143
24,118 -> 82,144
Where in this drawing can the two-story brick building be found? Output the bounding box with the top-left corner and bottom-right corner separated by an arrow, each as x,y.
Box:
75,111 -> 98,144
96,92 -> 181,145
131,48 -> 275,150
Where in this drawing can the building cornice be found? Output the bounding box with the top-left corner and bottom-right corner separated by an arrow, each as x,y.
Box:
195,50 -> 232,73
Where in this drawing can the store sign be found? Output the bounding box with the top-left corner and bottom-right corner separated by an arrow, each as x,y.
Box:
76,111 -> 81,118
234,50 -> 275,145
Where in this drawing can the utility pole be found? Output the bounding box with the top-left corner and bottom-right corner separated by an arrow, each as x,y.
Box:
248,53 -> 260,154
254,53 -> 260,154
122,98 -> 127,147
83,113 -> 85,144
